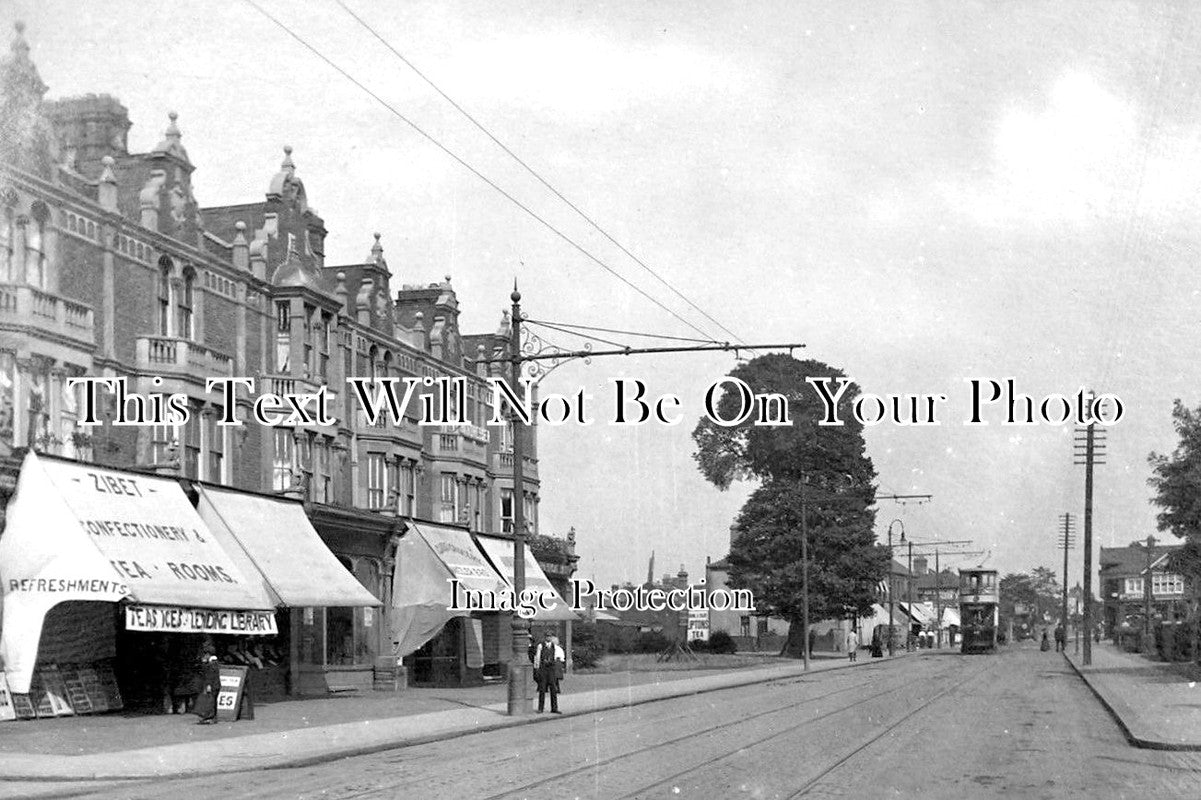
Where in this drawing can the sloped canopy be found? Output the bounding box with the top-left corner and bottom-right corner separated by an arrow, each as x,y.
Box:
475,534 -> 579,622
195,485 -> 380,608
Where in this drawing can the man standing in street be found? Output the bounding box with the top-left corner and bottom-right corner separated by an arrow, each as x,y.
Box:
533,633 -> 565,714
1054,624 -> 1066,653
845,628 -> 859,662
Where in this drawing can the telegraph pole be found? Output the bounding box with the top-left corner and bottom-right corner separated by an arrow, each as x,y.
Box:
1074,394 -> 1107,666
1058,513 -> 1075,651
801,480 -> 810,672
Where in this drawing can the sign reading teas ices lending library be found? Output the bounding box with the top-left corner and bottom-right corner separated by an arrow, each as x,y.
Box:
0,452 -> 277,694
124,605 -> 278,635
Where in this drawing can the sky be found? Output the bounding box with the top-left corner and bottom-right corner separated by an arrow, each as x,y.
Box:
6,0 -> 1201,594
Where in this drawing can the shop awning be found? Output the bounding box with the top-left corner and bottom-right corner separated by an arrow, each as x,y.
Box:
941,606 -> 961,628
195,485 -> 380,608
389,522 -> 510,658
475,534 -> 579,622
900,601 -> 935,626
0,453 -> 275,693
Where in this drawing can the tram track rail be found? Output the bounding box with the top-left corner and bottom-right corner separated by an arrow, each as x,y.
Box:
786,658 -> 998,798
476,661 -> 967,800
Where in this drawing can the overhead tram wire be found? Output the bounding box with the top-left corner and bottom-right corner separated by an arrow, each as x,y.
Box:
523,319 -> 721,345
330,0 -> 747,347
240,0 -> 720,343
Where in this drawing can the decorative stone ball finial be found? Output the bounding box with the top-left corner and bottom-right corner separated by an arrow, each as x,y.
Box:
235,220 -> 246,232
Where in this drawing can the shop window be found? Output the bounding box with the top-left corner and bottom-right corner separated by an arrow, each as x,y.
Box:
272,428 -> 293,491
157,257 -> 173,336
354,560 -> 380,662
326,556 -> 358,665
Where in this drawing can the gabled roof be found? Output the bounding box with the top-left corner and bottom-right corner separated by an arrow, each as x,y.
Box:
1099,542 -> 1183,577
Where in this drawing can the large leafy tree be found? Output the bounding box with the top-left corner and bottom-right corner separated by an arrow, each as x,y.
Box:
1148,400 -> 1201,541
1148,400 -> 1201,650
692,354 -> 885,657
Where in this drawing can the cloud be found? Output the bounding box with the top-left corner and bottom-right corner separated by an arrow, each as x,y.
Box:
941,72 -> 1201,226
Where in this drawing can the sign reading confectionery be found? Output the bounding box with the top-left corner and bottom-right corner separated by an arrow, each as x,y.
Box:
124,604 -> 278,635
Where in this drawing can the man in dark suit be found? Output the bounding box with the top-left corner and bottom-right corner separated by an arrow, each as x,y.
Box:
532,632 -> 565,714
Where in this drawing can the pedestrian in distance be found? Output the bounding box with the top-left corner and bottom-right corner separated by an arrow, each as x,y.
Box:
1040,630 -> 1051,652
807,626 -> 817,658
845,628 -> 859,662
193,647 -> 221,725
1054,624 -> 1065,653
533,632 -> 566,714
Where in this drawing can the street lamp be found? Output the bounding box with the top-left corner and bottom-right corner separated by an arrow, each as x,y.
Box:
887,519 -> 905,656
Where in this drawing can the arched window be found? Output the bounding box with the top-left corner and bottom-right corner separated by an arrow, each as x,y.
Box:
157,257 -> 173,335
176,267 -> 194,340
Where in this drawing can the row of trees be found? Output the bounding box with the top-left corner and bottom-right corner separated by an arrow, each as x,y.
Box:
691,355 -> 888,658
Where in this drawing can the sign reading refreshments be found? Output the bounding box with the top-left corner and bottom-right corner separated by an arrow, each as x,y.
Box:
125,605 -> 277,635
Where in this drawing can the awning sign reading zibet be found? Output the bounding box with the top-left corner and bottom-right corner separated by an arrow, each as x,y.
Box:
125,604 -> 277,635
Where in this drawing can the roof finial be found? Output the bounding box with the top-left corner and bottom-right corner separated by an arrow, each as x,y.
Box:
12,21 -> 29,57
281,144 -> 295,172
165,111 -> 180,141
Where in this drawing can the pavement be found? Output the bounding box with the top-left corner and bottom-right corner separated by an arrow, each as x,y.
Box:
1064,638 -> 1201,750
0,650 -> 897,781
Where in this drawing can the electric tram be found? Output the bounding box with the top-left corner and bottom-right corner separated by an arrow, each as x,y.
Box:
959,568 -> 999,654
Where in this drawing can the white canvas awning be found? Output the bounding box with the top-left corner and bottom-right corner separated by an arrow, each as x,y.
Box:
0,453 -> 275,693
475,534 -> 578,622
390,522 -> 509,658
195,485 -> 380,608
